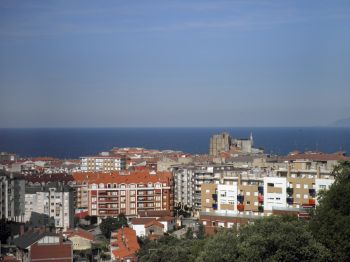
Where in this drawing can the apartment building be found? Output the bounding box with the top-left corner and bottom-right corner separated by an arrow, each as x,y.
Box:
24,183 -> 74,230
72,171 -> 173,220
80,155 -> 126,172
172,164 -> 266,211
0,171 -> 25,222
201,164 -> 335,217
201,175 -> 263,214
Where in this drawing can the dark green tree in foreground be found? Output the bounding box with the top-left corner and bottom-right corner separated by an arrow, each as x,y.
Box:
196,216 -> 330,262
100,213 -> 128,238
310,160 -> 350,262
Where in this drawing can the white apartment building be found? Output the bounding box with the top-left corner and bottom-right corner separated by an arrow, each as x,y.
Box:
263,177 -> 288,211
24,184 -> 74,230
217,183 -> 238,212
80,155 -> 126,172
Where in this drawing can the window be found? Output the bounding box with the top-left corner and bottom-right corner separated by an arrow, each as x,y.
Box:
247,201 -> 251,205
121,203 -> 125,208
246,192 -> 251,196
296,194 -> 300,198
296,183 -> 301,189
206,199 -> 210,203
206,189 -> 210,193
267,183 -> 274,187
254,201 -> 258,206
304,195 -> 308,199
120,191 -> 126,196
254,192 -> 258,196
304,184 -> 309,189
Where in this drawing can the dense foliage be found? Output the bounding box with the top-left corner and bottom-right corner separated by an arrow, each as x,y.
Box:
310,161 -> 350,261
138,217 -> 330,262
99,213 -> 128,238
138,161 -> 350,261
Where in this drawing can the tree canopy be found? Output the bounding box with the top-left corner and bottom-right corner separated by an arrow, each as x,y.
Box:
99,213 -> 128,239
310,160 -> 350,261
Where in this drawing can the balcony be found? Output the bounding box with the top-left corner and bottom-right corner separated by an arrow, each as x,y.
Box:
308,199 -> 316,205
237,204 -> 245,212
258,186 -> 264,194
237,195 -> 244,204
286,197 -> 294,205
286,187 -> 294,196
309,189 -> 316,197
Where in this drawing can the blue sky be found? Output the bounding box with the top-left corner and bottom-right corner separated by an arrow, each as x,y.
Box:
0,0 -> 350,127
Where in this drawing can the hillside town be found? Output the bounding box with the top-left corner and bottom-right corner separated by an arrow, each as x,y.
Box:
0,132 -> 349,261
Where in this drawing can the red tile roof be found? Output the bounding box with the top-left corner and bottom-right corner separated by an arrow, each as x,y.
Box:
130,218 -> 155,225
145,220 -> 164,228
284,151 -> 350,162
64,228 -> 94,241
112,228 -> 140,260
72,170 -> 172,184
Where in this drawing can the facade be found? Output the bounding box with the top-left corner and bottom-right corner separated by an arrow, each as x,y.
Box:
200,165 -> 335,216
209,132 -> 254,155
24,183 -> 74,230
72,171 -> 174,219
0,171 -> 25,222
14,231 -> 73,262
209,132 -> 232,156
172,164 -> 263,211
80,155 -> 126,172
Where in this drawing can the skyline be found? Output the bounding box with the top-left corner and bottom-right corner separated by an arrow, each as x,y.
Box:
1,0 -> 350,128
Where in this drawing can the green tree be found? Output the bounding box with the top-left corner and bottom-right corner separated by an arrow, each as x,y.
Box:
99,213 -> 128,238
195,229 -> 238,262
310,161 -> 350,262
196,223 -> 206,239
236,216 -> 330,262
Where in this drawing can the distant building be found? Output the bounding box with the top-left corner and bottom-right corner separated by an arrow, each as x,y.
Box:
80,155 -> 126,172
0,171 -> 25,222
24,183 -> 74,230
0,152 -> 17,162
209,132 -> 255,155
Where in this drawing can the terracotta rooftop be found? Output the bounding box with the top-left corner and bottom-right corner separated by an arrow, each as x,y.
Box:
112,228 -> 140,260
145,220 -> 164,228
284,151 -> 350,162
72,170 -> 172,184
130,218 -> 155,225
64,228 -> 94,241
138,210 -> 171,218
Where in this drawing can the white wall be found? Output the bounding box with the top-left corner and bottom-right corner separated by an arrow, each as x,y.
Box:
264,177 -> 287,211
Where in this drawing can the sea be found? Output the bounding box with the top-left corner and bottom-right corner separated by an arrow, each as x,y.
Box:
0,127 -> 349,159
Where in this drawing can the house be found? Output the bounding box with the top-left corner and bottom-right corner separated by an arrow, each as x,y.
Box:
145,220 -> 164,238
156,216 -> 176,232
63,228 -> 94,251
13,231 -> 73,262
130,218 -> 155,237
110,228 -> 140,262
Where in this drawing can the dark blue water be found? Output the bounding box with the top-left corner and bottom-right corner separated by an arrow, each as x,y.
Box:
0,127 -> 349,159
